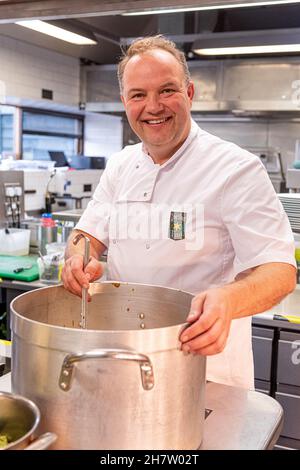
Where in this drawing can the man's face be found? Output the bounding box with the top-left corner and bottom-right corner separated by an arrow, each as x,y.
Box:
121,49 -> 194,162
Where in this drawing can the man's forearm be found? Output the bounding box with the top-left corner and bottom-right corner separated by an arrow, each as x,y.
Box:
65,229 -> 106,260
223,262 -> 297,320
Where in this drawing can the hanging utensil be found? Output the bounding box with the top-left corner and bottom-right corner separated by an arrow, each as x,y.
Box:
72,233 -> 90,329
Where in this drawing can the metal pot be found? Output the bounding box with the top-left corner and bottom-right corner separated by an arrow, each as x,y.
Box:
11,282 -> 206,450
0,392 -> 57,450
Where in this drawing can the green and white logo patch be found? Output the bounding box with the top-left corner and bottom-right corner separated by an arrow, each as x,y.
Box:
169,211 -> 186,241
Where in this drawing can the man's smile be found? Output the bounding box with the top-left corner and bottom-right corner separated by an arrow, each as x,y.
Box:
142,116 -> 172,125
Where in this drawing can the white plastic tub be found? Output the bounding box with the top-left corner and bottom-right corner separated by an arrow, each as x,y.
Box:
0,229 -> 31,256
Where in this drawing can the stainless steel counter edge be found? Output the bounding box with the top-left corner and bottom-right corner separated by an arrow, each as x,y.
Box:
253,315 -> 300,331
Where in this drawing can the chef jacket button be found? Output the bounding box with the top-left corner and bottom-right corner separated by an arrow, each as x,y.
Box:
146,243 -> 150,249
136,165 -> 139,169
143,192 -> 147,197
113,240 -> 116,244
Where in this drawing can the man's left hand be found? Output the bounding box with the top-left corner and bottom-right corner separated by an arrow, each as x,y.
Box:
179,288 -> 233,356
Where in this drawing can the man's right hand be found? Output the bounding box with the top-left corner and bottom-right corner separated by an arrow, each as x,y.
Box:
61,254 -> 103,299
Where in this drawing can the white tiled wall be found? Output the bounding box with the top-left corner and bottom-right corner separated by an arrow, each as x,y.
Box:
0,35 -> 80,106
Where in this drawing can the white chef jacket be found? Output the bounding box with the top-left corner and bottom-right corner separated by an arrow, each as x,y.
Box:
76,119 -> 296,389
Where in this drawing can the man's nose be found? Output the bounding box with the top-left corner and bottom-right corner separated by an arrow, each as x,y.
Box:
145,94 -> 164,114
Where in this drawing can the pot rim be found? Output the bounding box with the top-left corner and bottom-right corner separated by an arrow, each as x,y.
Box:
11,281 -> 192,333
0,391 -> 40,450
10,281 -> 193,354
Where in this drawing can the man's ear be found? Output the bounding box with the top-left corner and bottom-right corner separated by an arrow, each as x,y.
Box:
187,81 -> 195,103
121,95 -> 126,107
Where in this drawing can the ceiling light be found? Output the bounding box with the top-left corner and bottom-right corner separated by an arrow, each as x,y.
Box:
123,1 -> 300,16
192,28 -> 300,56
16,20 -> 97,45
195,44 -> 300,55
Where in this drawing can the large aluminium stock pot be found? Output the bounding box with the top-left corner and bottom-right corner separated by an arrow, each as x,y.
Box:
10,282 -> 206,450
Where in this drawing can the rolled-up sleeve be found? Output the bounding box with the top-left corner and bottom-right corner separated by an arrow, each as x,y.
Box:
221,155 -> 296,276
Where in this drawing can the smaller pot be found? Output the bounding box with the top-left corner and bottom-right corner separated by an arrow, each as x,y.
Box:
0,392 -> 56,450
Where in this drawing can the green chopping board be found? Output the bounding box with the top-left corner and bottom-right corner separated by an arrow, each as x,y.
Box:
0,255 -> 39,281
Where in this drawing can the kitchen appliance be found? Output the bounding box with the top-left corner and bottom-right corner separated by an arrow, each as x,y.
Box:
49,168 -> 103,211
11,282 -> 206,450
23,169 -> 53,213
286,168 -> 300,191
0,171 -> 24,229
245,147 -> 286,193
53,169 -> 103,199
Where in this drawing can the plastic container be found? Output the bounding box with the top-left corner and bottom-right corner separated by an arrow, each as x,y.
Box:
38,214 -> 57,256
37,252 -> 64,284
41,213 -> 56,228
56,221 -> 74,243
0,229 -> 31,256
45,242 -> 66,255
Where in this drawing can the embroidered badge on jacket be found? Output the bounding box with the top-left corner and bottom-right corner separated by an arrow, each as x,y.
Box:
169,211 -> 186,240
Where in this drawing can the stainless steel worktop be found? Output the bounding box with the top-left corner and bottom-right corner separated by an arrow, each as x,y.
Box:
52,209 -> 83,223
253,284 -> 300,331
201,382 -> 282,450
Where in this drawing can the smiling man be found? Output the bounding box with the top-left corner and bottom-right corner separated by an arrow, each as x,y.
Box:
120,48 -> 194,164
62,35 -> 296,389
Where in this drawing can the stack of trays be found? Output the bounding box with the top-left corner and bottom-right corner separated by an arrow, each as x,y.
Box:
279,193 -> 300,233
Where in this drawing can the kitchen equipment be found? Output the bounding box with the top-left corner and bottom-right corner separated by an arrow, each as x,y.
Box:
53,169 -> 103,199
11,282 -> 206,450
38,214 -> 58,256
0,228 -> 30,256
278,193 -> 300,233
45,242 -> 66,255
20,218 -> 41,254
0,391 -> 56,450
56,221 -> 74,243
37,252 -> 64,284
0,171 -> 24,229
0,255 -> 39,281
13,265 -> 32,274
21,217 -> 60,255
73,233 -> 90,329
1,373 -> 284,450
244,147 -> 286,193
51,209 -> 83,224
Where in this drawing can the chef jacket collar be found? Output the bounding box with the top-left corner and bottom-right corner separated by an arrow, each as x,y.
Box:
141,119 -> 199,170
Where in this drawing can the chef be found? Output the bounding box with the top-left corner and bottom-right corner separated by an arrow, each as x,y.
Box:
62,35 -> 296,389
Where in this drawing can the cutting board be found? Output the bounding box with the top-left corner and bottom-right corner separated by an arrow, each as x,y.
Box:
0,255 -> 39,281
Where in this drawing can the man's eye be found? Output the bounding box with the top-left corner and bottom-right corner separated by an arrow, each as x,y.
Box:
161,89 -> 174,95
131,93 -> 144,100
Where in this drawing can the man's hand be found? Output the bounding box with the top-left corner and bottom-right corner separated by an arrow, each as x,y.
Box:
179,263 -> 296,356
180,288 -> 233,356
61,254 -> 103,299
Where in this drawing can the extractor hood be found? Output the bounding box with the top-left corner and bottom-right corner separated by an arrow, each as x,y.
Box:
83,56 -> 300,113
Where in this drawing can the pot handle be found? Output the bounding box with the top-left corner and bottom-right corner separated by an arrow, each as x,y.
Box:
24,432 -> 57,450
59,348 -> 154,392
